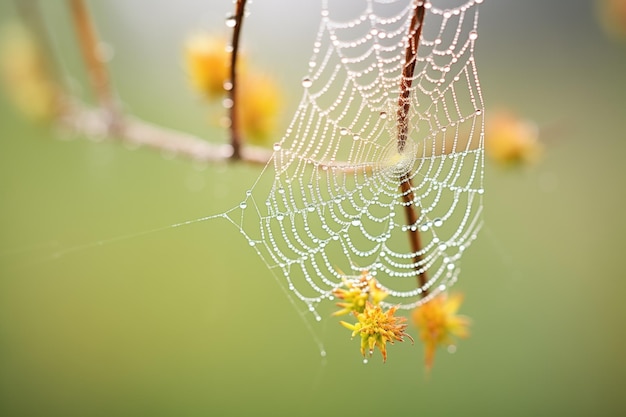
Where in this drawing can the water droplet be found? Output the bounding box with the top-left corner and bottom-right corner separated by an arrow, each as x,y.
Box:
477,188 -> 485,195
239,202 -> 247,209
439,243 -> 448,251
363,358 -> 369,364
340,127 -> 349,136
320,350 -> 327,357
276,214 -> 285,221
223,81 -> 233,91
308,61 -> 316,68
469,30 -> 478,40
447,263 -> 455,270
278,187 -> 285,194
307,204 -> 315,212
447,345 -> 457,354
433,218 -> 443,227
222,98 -> 233,109
245,190 -> 252,196
379,111 -> 388,119
351,219 -> 361,227
301,77 -> 313,88
225,15 -> 237,28
249,240 -> 255,246
353,134 -> 360,141
273,143 -> 281,151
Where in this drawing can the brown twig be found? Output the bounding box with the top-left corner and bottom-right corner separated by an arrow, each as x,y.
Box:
57,101 -> 273,164
68,0 -> 119,130
228,0 -> 247,160
397,1 -> 428,293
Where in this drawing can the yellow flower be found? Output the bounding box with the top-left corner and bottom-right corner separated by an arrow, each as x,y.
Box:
332,271 -> 387,316
341,302 -> 412,362
485,110 -> 542,166
239,72 -> 282,145
0,23 -> 59,121
184,33 -> 241,99
596,0 -> 626,41
412,292 -> 470,371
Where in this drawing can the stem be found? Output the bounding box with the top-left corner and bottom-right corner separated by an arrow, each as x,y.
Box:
228,0 -> 247,160
68,0 -> 119,130
397,1 -> 428,294
58,101 -> 273,164
397,2 -> 425,153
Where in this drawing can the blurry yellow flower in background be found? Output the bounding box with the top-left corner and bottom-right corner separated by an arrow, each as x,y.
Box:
412,292 -> 470,372
0,22 -> 59,121
184,32 -> 281,146
596,0 -> 626,41
485,110 -> 542,166
239,72 -> 282,145
184,32 -> 240,99
341,302 -> 412,363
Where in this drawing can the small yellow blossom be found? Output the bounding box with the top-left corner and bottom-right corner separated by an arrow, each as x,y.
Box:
184,33 -> 242,99
332,271 -> 387,316
0,23 -> 59,121
596,0 -> 626,41
485,110 -> 542,166
341,302 -> 412,362
412,292 -> 470,371
239,72 -> 282,145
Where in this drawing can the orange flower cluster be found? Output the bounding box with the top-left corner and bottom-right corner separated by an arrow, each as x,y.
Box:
412,292 -> 471,371
335,271 -> 471,369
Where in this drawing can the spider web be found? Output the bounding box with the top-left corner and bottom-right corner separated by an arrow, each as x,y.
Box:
224,0 -> 484,319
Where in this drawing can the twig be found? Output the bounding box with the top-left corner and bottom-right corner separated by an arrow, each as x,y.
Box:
57,101 -> 273,164
68,0 -> 119,130
228,0 -> 247,160
397,1 -> 428,294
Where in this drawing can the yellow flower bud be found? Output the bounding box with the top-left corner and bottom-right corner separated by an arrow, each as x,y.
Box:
485,110 -> 542,166
0,23 -> 59,121
596,0 -> 626,41
239,72 -> 282,145
184,32 -> 241,99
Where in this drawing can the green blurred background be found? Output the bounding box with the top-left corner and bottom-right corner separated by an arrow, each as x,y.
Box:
1,1 -> 625,416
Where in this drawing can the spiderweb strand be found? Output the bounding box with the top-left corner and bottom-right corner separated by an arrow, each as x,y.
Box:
226,0 -> 485,317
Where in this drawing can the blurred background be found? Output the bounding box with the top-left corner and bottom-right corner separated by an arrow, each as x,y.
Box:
1,0 -> 625,416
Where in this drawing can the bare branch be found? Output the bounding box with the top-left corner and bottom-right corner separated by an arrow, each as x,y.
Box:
57,100 -> 273,165
68,0 -> 119,128
227,0 -> 247,160
397,1 -> 428,294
